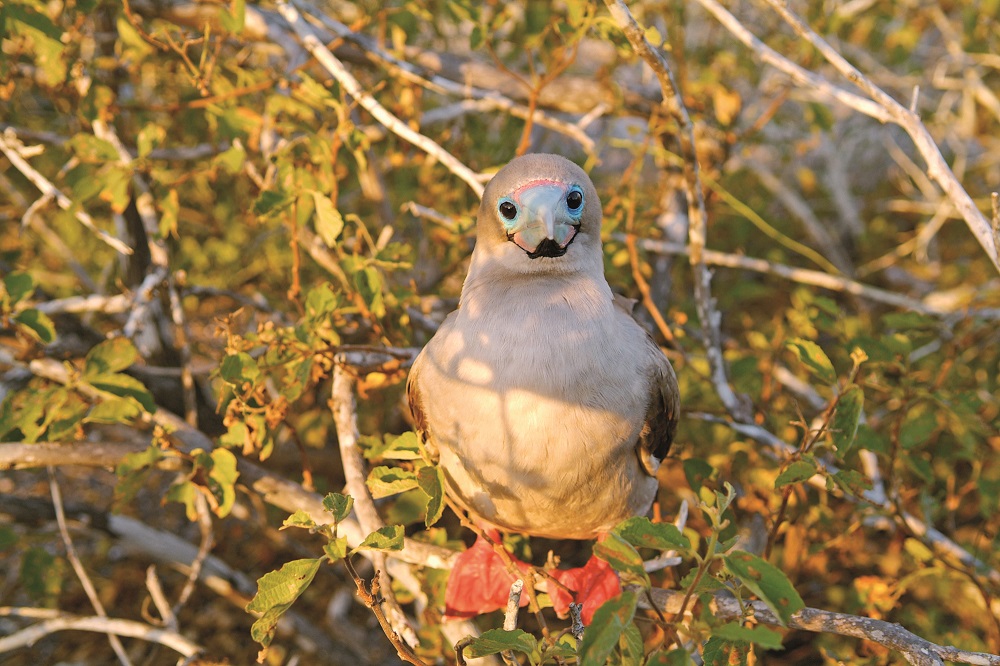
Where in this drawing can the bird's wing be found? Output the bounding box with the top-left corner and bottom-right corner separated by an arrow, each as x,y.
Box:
612,294 -> 680,476
405,349 -> 437,461
635,352 -> 680,476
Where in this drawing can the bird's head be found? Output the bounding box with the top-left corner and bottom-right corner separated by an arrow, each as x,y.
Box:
472,154 -> 603,276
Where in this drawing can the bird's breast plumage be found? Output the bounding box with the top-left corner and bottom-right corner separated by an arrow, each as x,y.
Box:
411,274 -> 662,538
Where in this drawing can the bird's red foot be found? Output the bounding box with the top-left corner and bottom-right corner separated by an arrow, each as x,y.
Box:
547,555 -> 621,625
444,529 -> 531,620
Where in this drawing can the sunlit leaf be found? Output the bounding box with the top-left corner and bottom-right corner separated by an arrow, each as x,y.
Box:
13,309 -> 55,343
247,558 -> 323,647
366,465 -> 419,499
579,591 -> 637,666
723,551 -> 804,626
352,525 -> 404,552
84,338 -> 139,376
786,338 -> 837,385
322,492 -> 354,523
593,532 -> 650,588
417,465 -> 445,528
774,460 -> 818,488
712,622 -> 784,649
463,628 -> 538,660
702,637 -> 750,666
613,516 -> 690,552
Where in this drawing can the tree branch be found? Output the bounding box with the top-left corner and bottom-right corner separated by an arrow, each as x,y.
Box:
274,1 -> 484,198
0,609 -> 203,658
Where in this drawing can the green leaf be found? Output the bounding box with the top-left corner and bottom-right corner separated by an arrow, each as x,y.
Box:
84,338 -> 139,376
361,431 -> 422,461
417,465 -> 445,528
21,546 -> 66,607
645,648 -> 696,666
3,272 -> 34,306
136,123 -> 165,159
353,525 -> 404,552
220,352 -> 260,387
281,510 -> 318,530
774,460 -> 818,488
832,385 -> 864,455
13,309 -> 56,343
463,628 -> 538,660
620,620 -> 644,666
712,622 -> 784,650
247,558 -> 324,647
323,536 -> 348,562
702,637 -> 750,666
613,516 -> 690,551
366,465 -> 419,499
213,143 -> 246,175
84,396 -> 143,425
683,458 -> 714,493
593,532 -> 650,588
252,189 -> 293,217
85,372 -> 155,412
208,448 -> 239,517
723,551 -> 804,626
579,591 -> 638,666
166,479 -> 199,521
322,492 -> 354,523
67,133 -> 120,163
159,188 -> 179,237
786,338 -> 837,385
311,191 -> 344,246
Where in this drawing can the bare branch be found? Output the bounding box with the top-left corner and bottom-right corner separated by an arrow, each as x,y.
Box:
0,609 -> 202,658
635,237 -> 1000,320
641,590 -> 999,666
275,1 -> 484,197
0,130 -> 133,255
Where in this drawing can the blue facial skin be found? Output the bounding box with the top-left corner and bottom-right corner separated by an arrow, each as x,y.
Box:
499,182 -> 584,258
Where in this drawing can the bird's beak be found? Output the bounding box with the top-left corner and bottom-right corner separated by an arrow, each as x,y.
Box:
505,183 -> 581,259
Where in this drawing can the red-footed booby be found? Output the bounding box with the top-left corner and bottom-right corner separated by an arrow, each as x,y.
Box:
407,153 -> 679,623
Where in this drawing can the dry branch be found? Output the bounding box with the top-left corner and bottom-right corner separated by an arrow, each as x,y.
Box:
275,1 -> 484,197
642,590 -> 1000,666
0,609 -> 203,657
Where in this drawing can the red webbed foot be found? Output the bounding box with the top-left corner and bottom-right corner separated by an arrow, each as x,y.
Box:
547,554 -> 621,625
444,529 -> 531,620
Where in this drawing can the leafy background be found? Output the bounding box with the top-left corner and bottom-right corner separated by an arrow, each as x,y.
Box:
1,0 -> 999,664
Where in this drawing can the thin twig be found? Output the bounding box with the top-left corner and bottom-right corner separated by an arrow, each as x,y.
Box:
171,491 -> 213,617
48,468 -> 134,665
501,579 -> 524,666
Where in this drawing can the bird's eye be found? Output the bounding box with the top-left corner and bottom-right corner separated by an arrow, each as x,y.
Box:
499,200 -> 518,221
566,189 -> 583,210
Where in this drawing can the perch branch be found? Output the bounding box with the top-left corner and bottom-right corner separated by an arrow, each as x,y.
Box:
0,609 -> 202,657
275,1 -> 484,197
641,590 -> 999,666
331,358 -> 419,649
604,0 -> 748,421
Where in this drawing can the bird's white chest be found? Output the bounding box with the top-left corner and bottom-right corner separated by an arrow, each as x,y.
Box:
416,278 -> 655,536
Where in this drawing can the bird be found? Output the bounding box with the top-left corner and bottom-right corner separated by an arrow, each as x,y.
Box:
407,153 -> 679,622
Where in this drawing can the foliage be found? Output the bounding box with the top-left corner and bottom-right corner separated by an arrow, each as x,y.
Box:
1,0 -> 999,664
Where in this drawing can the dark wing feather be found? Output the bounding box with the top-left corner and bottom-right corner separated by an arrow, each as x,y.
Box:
405,351 -> 438,462
636,356 -> 680,476
613,294 -> 680,476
